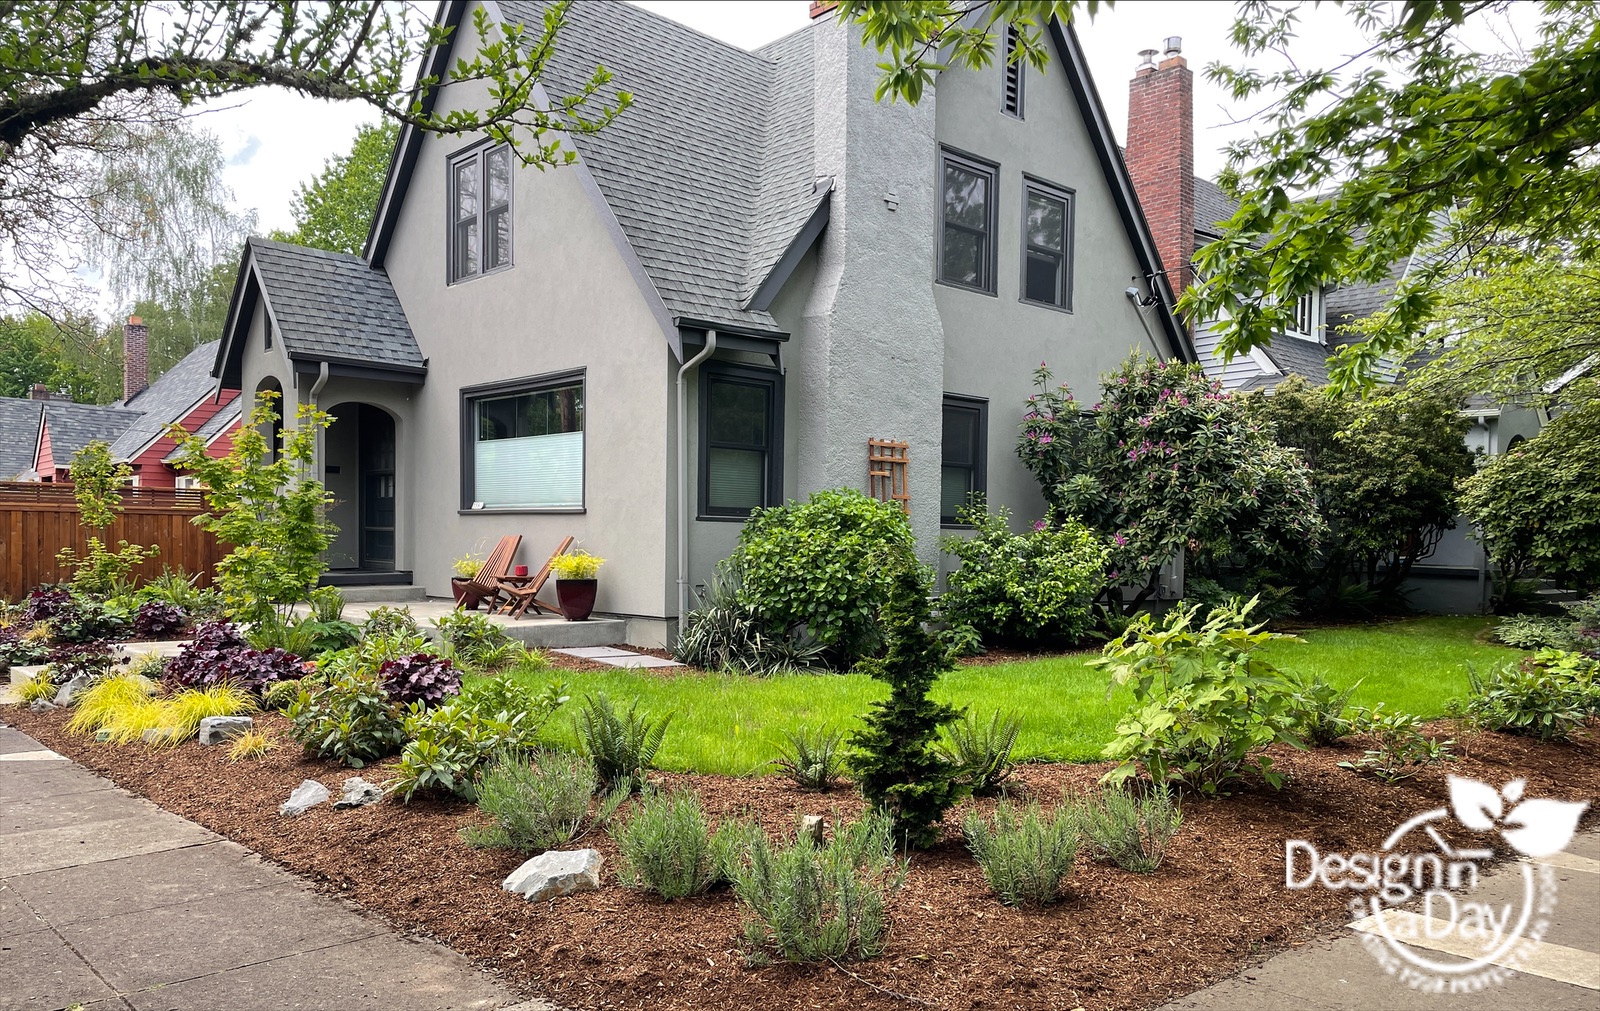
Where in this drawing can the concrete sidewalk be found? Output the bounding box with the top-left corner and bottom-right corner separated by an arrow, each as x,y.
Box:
0,725 -> 549,1011
1162,829 -> 1600,1010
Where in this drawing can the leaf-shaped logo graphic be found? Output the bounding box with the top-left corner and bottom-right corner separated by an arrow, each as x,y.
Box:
1449,776 -> 1503,831
1501,798 -> 1590,858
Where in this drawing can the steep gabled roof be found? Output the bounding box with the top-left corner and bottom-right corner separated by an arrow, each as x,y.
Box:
110,341 -> 223,462
0,397 -> 43,479
39,401 -> 141,466
215,237 -> 425,387
162,395 -> 241,463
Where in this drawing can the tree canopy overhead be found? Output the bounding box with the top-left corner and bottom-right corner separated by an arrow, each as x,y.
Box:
275,121 -> 399,256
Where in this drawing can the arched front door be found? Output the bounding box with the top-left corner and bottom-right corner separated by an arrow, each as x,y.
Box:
358,405 -> 396,570
324,402 -> 397,573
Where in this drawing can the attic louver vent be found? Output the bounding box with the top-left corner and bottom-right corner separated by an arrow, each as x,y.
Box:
1002,26 -> 1024,118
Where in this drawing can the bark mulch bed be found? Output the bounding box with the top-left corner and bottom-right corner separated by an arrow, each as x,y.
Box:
7,705 -> 1597,1011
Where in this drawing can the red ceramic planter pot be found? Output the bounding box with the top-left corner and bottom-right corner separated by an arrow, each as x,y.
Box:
556,579 -> 598,621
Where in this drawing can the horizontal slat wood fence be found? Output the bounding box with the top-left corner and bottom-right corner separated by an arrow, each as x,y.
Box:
0,482 -> 224,600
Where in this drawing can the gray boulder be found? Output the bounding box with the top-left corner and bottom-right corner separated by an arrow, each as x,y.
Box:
53,674 -> 92,706
27,698 -> 57,712
334,776 -> 385,809
502,849 -> 604,902
197,716 -> 254,746
279,779 -> 331,816
798,814 -> 827,846
141,727 -> 180,745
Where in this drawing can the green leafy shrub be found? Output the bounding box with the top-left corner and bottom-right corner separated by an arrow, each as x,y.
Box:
463,750 -> 625,853
1461,401 -> 1600,595
731,489 -> 917,667
361,605 -> 420,638
49,595 -> 130,644
391,680 -> 568,800
771,727 -> 846,792
54,441 -> 159,596
731,812 -> 904,965
1339,705 -> 1455,783
430,610 -> 524,671
286,671 -> 406,768
1286,670 -> 1361,746
247,612 -> 359,659
1567,594 -> 1600,657
261,678 -> 302,712
673,560 -> 828,675
937,709 -> 1021,796
1493,614 -> 1577,651
963,800 -> 1078,906
940,505 -> 1106,645
936,621 -> 984,660
1078,785 -> 1183,873
1449,649 -> 1599,742
613,789 -> 742,899
1093,599 -> 1305,794
848,562 -> 966,848
573,693 -> 669,792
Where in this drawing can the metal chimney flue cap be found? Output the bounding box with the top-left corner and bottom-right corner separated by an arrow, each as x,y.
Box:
1163,36 -> 1183,56
1137,48 -> 1159,69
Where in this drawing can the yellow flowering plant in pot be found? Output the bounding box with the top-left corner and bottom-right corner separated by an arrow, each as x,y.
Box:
549,551 -> 605,621
449,552 -> 484,605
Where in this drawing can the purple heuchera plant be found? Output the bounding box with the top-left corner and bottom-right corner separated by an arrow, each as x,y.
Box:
24,588 -> 71,623
165,620 -> 301,695
378,653 -> 461,706
133,601 -> 189,639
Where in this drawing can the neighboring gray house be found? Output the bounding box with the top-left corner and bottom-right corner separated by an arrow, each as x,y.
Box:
1123,40 -> 1542,612
211,0 -> 1193,644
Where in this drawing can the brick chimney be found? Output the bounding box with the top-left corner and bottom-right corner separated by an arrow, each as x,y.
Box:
123,315 -> 149,402
809,1 -> 836,18
29,383 -> 53,401
1126,37 -> 1195,304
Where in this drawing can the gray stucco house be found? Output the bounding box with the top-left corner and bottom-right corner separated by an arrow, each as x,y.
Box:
211,0 -> 1192,644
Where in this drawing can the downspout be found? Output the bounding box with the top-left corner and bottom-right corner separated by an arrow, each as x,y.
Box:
308,361 -> 330,475
676,331 -> 717,621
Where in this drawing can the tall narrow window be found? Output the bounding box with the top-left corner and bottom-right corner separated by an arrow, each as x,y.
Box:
1289,291 -> 1321,341
462,373 -> 583,510
449,144 -> 513,283
700,365 -> 782,518
941,396 -> 987,525
1002,25 -> 1025,118
1022,180 -> 1073,309
939,149 -> 998,293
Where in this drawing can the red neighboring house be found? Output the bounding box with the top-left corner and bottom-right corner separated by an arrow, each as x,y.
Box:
24,317 -> 241,485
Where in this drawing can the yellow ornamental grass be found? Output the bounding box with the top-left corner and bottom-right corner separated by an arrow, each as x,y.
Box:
102,698 -> 175,745
227,729 -> 276,761
163,686 -> 256,743
16,672 -> 56,705
65,674 -> 160,735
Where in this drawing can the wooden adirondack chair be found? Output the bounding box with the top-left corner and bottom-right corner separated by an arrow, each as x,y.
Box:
457,534 -> 522,611
496,536 -> 574,619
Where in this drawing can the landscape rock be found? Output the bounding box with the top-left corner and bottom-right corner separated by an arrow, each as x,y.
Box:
502,849 -> 604,902
197,716 -> 254,746
53,674 -> 92,706
798,815 -> 827,846
334,776 -> 385,809
141,728 -> 180,745
279,779 -> 331,816
28,699 -> 57,712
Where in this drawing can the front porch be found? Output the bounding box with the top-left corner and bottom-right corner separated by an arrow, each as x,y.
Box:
313,595 -> 633,650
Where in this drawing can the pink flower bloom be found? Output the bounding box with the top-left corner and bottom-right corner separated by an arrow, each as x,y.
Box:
1039,434 -> 1053,444
1032,519 -> 1047,531
1113,533 -> 1128,546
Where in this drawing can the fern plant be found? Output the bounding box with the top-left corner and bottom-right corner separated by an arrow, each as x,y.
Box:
937,709 -> 1021,796
573,693 -> 669,792
771,727 -> 846,791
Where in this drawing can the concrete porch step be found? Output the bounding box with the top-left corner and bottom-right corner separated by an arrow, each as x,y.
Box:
332,584 -> 430,604
493,616 -> 631,650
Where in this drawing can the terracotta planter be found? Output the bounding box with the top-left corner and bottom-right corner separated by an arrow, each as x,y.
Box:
450,577 -> 478,608
556,578 -> 598,621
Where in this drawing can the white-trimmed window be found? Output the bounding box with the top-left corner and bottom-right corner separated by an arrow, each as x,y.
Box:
1287,290 -> 1322,341
462,373 -> 584,510
448,144 -> 513,283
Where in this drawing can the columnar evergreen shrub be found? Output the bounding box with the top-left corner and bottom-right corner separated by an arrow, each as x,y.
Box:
731,489 -> 917,667
848,562 -> 965,848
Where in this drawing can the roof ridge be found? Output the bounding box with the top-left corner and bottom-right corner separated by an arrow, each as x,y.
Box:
615,0 -> 785,63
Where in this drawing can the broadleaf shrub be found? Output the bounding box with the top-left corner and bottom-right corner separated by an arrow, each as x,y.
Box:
378,653 -> 461,706
1092,599 -> 1305,795
1493,614 -> 1577,651
165,620 -> 301,695
391,679 -> 567,800
1339,705 -> 1455,782
286,672 -> 406,768
940,505 -> 1105,645
731,489 -> 917,667
963,800 -> 1078,906
1286,670 -> 1361,746
1449,649 -> 1599,742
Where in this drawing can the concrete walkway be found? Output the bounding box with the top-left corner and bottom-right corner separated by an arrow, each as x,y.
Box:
0,725 -> 549,1011
1162,829 -> 1600,1010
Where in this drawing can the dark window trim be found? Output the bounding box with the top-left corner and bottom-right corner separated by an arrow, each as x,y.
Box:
1019,175 -> 1076,312
446,140 -> 514,285
1002,25 -> 1025,119
697,361 -> 783,521
458,367 -> 585,512
936,146 -> 1000,296
940,393 -> 989,527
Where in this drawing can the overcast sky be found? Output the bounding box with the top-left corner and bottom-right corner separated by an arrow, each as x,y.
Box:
199,1 -> 1522,236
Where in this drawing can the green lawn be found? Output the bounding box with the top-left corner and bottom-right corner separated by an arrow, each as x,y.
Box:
513,616 -> 1517,777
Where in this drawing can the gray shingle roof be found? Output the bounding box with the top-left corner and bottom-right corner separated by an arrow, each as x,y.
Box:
0,397 -> 43,479
1324,256 -> 1409,347
110,341 -> 222,461
1261,336 -> 1333,386
1194,178 -> 1237,240
162,395 -> 241,463
498,1 -> 824,334
40,401 -> 140,467
248,237 -> 423,370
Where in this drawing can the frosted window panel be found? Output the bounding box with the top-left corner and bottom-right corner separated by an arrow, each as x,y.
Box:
475,431 -> 583,508
708,448 -> 763,511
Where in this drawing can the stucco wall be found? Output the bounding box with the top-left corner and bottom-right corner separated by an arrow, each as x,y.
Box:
377,11 -> 673,616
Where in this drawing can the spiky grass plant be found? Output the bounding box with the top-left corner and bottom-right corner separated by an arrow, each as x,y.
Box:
65,674 -> 159,735
102,697 -> 174,744
16,671 -> 56,704
227,729 -> 276,761
162,685 -> 256,744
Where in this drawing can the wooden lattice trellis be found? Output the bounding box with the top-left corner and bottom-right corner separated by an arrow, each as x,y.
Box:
868,438 -> 910,513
